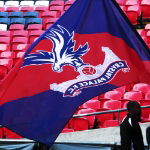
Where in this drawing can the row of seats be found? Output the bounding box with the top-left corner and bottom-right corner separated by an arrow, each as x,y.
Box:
116,0 -> 150,20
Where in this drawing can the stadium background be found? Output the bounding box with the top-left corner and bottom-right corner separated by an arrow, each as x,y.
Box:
0,0 -> 149,149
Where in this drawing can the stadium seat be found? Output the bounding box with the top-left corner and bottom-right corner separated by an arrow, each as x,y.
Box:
12,30 -> 28,38
29,30 -> 44,43
0,24 -> 7,31
9,24 -> 25,31
96,109 -> 113,128
26,18 -> 42,26
82,99 -> 100,111
133,83 -> 150,94
41,11 -> 58,20
125,0 -> 140,6
77,108 -> 95,128
0,18 -> 10,25
5,1 -> 19,6
0,44 -> 10,51
27,24 -> 42,31
126,6 -> 141,25
0,58 -> 13,70
12,37 -> 28,44
69,117 -> 89,131
35,1 -> 49,7
6,6 -> 19,12
102,120 -> 119,128
44,18 -> 58,30
145,92 -> 150,100
15,51 -> 25,58
0,37 -> 10,44
0,12 -> 8,18
104,91 -> 122,100
116,0 -> 125,6
140,100 -> 150,119
0,1 -> 4,7
9,12 -> 23,18
20,6 -> 34,12
12,43 -> 30,51
50,1 -> 64,6
114,86 -> 126,94
103,100 -> 122,110
103,100 -> 122,120
141,0 -> 150,19
61,128 -> 74,133
147,31 -> 150,44
0,31 -> 10,37
123,91 -> 142,101
10,18 -> 25,25
34,7 -> 48,18
137,29 -> 146,36
49,6 -> 64,17
0,65 -> 8,80
0,51 -> 15,58
23,11 -> 38,18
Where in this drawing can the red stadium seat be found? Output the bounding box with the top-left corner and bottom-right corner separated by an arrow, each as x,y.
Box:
98,98 -> 110,108
0,44 -> 10,52
125,0 -> 140,6
0,51 -> 15,58
20,6 -> 34,12
141,0 -> 150,19
96,109 -> 113,128
69,117 -> 89,131
133,83 -> 150,94
27,24 -> 42,31
12,30 -> 28,38
29,30 -> 44,43
104,91 -> 122,100
49,6 -> 64,17
6,6 -> 19,12
82,99 -> 100,111
103,100 -> 122,119
137,29 -> 146,36
147,31 -> 150,44
12,43 -> 30,51
114,86 -> 126,94
12,37 -> 28,44
126,6 -> 141,25
50,1 -> 64,6
44,18 -> 58,30
34,6 -> 49,17
140,100 -> 150,119
9,24 -> 25,31
145,92 -> 150,100
0,58 -> 13,71
61,128 -> 74,133
103,100 -> 122,110
0,37 -> 10,44
77,108 -> 95,128
123,91 -> 142,101
102,120 -> 119,128
0,31 -> 10,37
116,0 -> 125,6
41,11 -> 58,19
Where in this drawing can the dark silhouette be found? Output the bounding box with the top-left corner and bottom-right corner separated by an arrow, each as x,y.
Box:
120,101 -> 144,150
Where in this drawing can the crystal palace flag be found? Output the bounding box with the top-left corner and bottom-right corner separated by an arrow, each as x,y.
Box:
0,0 -> 150,146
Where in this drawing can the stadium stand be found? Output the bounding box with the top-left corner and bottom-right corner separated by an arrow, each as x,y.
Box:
0,0 -> 149,138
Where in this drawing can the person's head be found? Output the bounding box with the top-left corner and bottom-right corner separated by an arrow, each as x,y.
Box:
127,101 -> 141,121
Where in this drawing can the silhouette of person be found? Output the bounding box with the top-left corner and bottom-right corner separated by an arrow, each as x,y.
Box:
146,126 -> 150,149
120,101 -> 144,150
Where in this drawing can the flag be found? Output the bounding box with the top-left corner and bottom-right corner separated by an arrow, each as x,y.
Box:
0,0 -> 150,146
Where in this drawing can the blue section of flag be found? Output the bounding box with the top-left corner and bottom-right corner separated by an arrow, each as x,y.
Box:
0,84 -> 117,145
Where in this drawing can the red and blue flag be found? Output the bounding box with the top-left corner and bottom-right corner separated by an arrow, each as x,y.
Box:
0,0 -> 150,146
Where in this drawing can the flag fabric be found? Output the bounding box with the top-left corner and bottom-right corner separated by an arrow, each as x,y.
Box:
0,0 -> 150,146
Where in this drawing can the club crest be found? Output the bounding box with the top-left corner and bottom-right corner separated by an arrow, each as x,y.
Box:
23,25 -> 130,97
